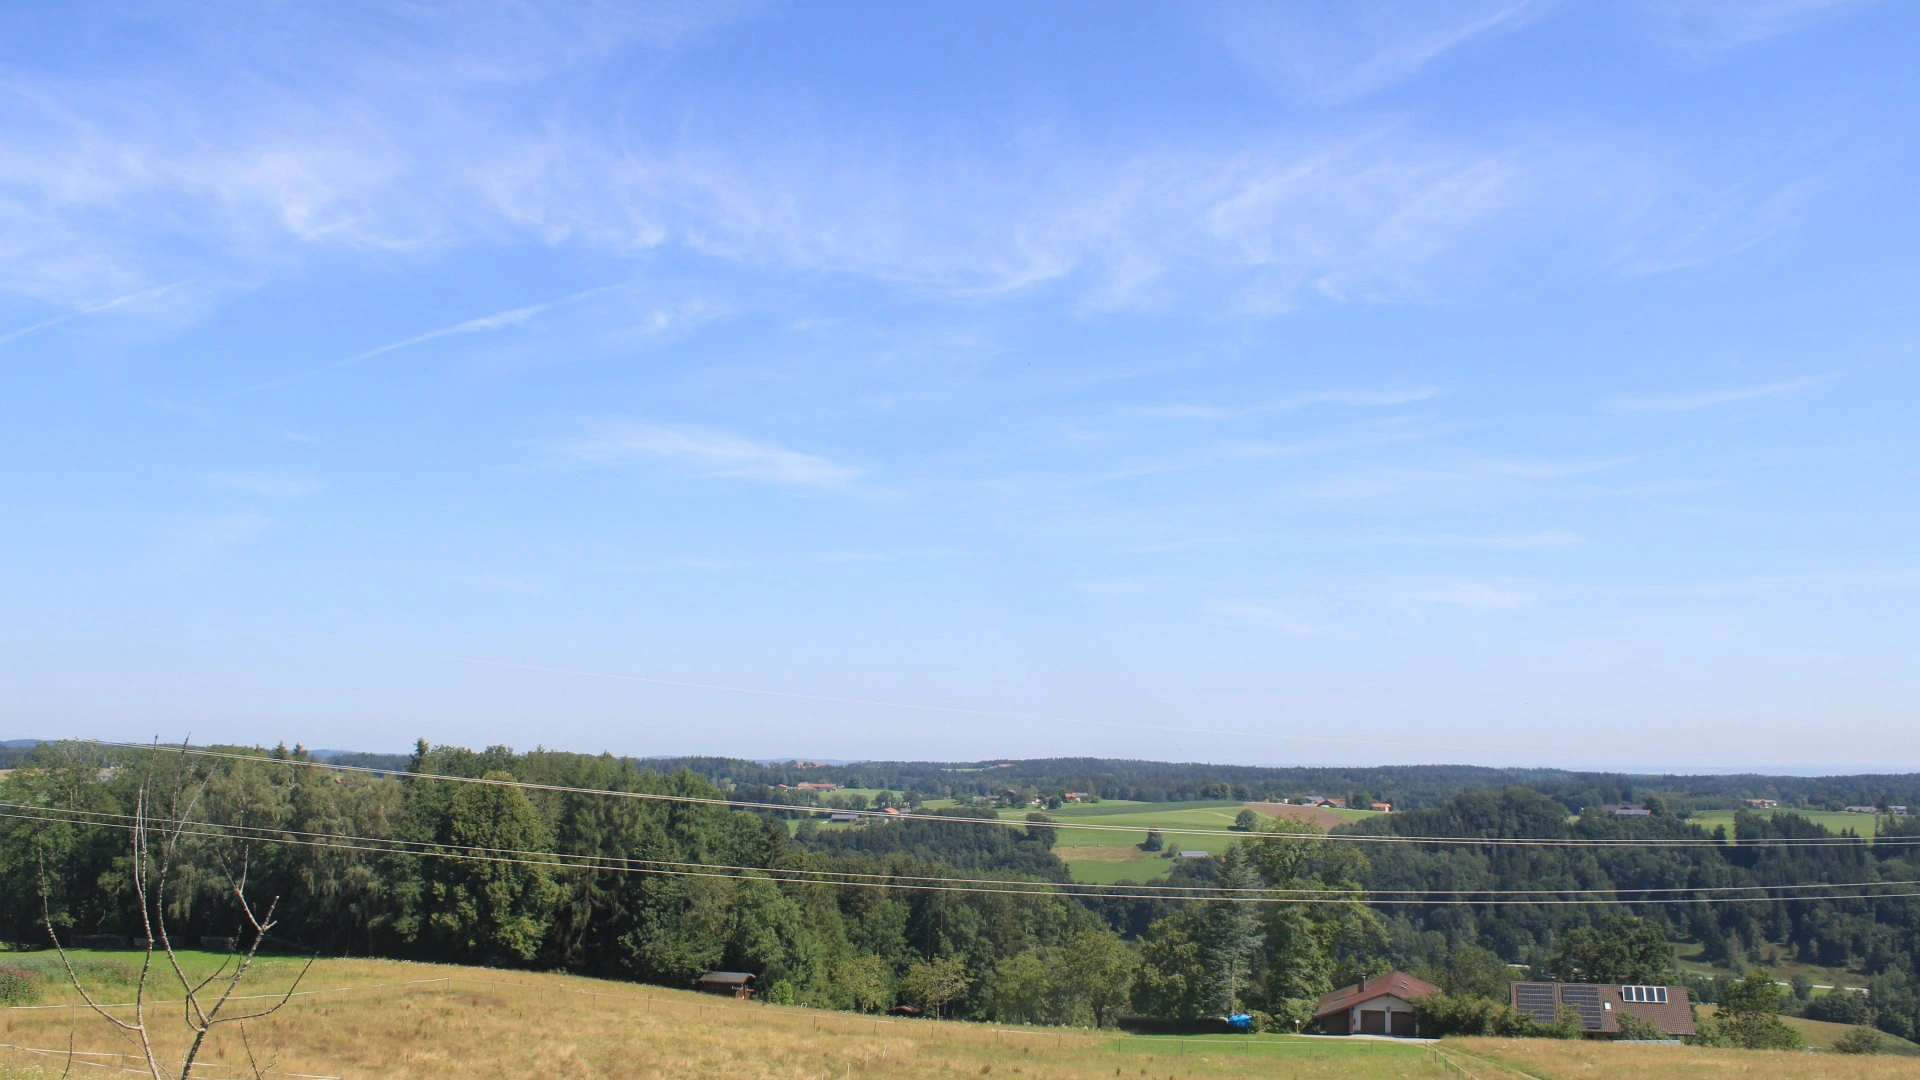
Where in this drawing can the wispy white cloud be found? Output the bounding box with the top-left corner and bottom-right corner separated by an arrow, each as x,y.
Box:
1387,529 -> 1584,551
203,471 -> 323,498
1125,386 -> 1438,422
1214,1 -> 1554,105
813,549 -> 964,565
1396,580 -> 1538,610
154,511 -> 274,562
0,0 -> 1846,327
554,423 -> 862,487
1639,0 -> 1876,53
227,288 -> 613,397
1612,375 -> 1824,413
1213,603 -> 1354,639
1073,577 -> 1173,597
446,573 -> 550,598
0,283 -> 185,347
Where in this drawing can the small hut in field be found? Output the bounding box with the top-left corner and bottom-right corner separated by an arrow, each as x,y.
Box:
694,971 -> 757,999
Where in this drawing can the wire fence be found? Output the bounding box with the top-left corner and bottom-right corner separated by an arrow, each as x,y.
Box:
0,1042 -> 342,1079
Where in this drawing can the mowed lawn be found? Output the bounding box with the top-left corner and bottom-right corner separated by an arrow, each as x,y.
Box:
0,951 -> 1451,1080
1688,808 -> 1880,840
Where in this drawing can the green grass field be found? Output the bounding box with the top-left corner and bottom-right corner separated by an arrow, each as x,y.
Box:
1026,800 -> 1373,883
1687,807 -> 1880,839
790,798 -> 1379,882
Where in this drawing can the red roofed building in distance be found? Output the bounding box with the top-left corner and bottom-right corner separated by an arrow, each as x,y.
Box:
1312,972 -> 1436,1036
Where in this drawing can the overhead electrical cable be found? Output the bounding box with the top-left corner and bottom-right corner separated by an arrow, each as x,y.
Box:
9,802 -> 1911,898
5,806 -> 1916,909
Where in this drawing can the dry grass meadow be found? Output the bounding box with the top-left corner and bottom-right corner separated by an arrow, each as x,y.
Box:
6,952 -> 1916,1079
0,951 -> 1445,1079
1446,1035 -> 1920,1079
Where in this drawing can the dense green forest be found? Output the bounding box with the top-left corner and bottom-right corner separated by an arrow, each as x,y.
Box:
4,740 -> 1918,1041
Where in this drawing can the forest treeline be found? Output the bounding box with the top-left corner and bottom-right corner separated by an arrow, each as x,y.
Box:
10,742 -> 1920,812
3,741 -> 1920,1040
642,755 -> 1920,814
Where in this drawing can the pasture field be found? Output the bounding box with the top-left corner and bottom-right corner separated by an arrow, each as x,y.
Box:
1448,1034 -> 1920,1079
1028,799 -> 1372,883
0,951 -> 1451,1079
1688,808 -> 1880,840
791,798 -> 1378,882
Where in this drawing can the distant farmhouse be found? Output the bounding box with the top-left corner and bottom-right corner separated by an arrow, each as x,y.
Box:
1370,802 -> 1392,813
1176,850 -> 1210,859
1299,796 -> 1345,808
1745,798 -> 1779,808
1600,803 -> 1652,817
1510,982 -> 1696,1038
827,812 -> 861,823
1313,971 -> 1435,1037
1892,805 -> 1911,814
1062,792 -> 1091,802
1845,805 -> 1878,814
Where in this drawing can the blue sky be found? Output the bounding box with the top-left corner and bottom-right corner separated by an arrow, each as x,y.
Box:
3,0 -> 1916,768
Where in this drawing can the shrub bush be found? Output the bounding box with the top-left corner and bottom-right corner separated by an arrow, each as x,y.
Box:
0,964 -> 41,1006
1803,989 -> 1874,1026
1833,1025 -> 1882,1055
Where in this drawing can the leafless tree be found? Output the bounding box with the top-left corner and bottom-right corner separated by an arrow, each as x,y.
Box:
40,742 -> 313,1080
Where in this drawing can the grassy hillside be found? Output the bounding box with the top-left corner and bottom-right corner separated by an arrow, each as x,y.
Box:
1693,1005 -> 1920,1056
1448,1035 -> 1920,1078
0,950 -> 1448,1080
6,952 -> 1917,1079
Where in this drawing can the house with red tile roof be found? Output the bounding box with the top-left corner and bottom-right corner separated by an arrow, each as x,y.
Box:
1312,971 -> 1436,1037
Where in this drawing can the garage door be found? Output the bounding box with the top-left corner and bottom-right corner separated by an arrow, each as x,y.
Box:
1390,1011 -> 1416,1037
1359,1010 -> 1386,1034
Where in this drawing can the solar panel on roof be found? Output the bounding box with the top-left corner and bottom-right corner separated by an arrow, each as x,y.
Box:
1558,984 -> 1604,1028
1514,984 -> 1558,1022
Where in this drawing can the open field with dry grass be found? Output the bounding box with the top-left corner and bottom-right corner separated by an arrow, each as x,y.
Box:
1243,801 -> 1363,831
1446,1035 -> 1920,1079
0,952 -> 1448,1080
9,952 -> 1915,1079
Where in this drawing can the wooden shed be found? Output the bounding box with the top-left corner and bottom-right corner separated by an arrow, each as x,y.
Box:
694,971 -> 757,999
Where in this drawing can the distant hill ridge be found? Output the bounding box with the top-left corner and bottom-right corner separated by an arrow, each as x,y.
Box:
6,742 -> 1918,812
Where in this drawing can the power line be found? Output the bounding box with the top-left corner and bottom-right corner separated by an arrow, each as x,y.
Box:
80,740 -> 1910,850
18,803 -> 1920,895
14,801 -> 1913,898
6,806 -> 1917,908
